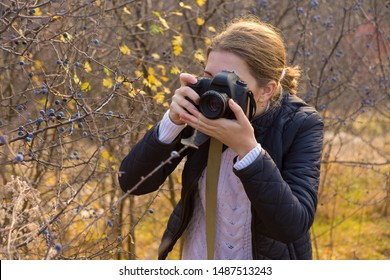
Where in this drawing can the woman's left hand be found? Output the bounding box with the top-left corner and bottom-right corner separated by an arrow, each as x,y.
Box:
179,99 -> 258,158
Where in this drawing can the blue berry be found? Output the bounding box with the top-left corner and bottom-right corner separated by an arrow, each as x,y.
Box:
18,125 -> 24,131
29,72 -> 34,78
54,244 -> 62,251
93,39 -> 99,45
19,61 -> 25,66
73,151 -> 78,156
60,127 -> 65,133
148,209 -> 154,214
56,60 -> 62,65
41,88 -> 48,94
15,154 -> 24,162
18,131 -> 24,136
107,220 -> 113,227
37,117 -> 43,123
55,100 -> 60,105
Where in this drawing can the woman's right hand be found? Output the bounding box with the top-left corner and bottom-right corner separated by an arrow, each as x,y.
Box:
169,73 -> 200,125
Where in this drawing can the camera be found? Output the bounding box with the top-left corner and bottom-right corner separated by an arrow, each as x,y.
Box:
188,70 -> 253,119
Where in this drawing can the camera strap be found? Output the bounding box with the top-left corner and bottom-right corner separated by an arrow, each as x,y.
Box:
205,137 -> 223,260
247,91 -> 257,120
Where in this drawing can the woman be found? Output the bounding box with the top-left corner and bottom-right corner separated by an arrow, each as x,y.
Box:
119,17 -> 324,260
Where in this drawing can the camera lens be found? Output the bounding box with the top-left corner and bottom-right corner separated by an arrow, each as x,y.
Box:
199,90 -> 229,119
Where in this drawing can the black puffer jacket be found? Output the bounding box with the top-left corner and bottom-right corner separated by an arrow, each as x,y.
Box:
119,92 -> 324,260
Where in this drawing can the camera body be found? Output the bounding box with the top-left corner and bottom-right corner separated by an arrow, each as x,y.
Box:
188,70 -> 251,119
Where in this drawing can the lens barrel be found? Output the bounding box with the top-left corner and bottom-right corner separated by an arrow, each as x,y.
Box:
199,90 -> 230,119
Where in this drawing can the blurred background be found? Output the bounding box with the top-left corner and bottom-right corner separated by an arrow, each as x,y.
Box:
0,0 -> 388,260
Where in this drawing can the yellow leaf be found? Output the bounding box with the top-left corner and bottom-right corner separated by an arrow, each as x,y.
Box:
148,67 -> 155,75
156,64 -> 166,76
32,8 -> 42,16
153,11 -> 169,29
134,70 -> 143,77
119,45 -> 131,55
123,7 -> 131,15
171,11 -> 183,16
172,35 -> 182,46
84,61 -> 92,73
194,48 -> 205,62
116,76 -> 125,83
154,92 -> 166,104
73,74 -> 80,84
151,53 -> 160,60
102,150 -> 109,159
34,60 -> 43,69
159,16 -> 169,29
148,75 -> 162,87
103,78 -> 114,88
136,23 -> 145,30
207,26 -> 216,33
179,2 -> 192,9
170,65 -> 181,75
196,17 -> 205,26
103,67 -> 111,76
81,82 -> 91,92
196,0 -> 206,6
173,45 -> 183,56
172,35 -> 183,56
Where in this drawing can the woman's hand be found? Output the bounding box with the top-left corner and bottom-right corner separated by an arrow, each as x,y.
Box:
169,73 -> 199,125
179,98 -> 258,159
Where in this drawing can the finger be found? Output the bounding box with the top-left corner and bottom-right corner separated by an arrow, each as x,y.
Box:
229,99 -> 247,122
172,88 -> 200,112
179,73 -> 198,87
179,111 -> 200,129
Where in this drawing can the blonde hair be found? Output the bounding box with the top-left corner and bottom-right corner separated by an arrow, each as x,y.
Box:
207,16 -> 301,101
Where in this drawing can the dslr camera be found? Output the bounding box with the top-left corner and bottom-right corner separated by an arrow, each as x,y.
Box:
188,70 -> 254,120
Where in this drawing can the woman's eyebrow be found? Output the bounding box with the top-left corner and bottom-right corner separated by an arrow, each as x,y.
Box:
203,70 -> 213,77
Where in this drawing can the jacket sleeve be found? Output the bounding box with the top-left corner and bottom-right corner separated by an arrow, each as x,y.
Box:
118,123 -> 186,195
234,111 -> 324,243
